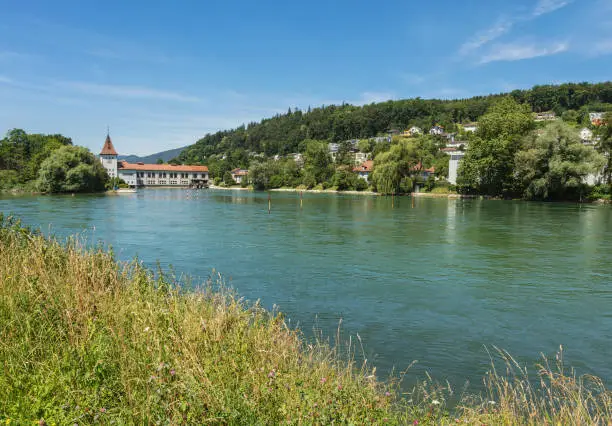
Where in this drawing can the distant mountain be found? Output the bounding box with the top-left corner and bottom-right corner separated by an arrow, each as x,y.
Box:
119,146 -> 186,164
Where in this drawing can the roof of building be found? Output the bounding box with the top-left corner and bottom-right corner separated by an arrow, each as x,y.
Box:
231,168 -> 248,176
411,162 -> 435,173
118,160 -> 208,172
100,135 -> 118,155
353,160 -> 373,172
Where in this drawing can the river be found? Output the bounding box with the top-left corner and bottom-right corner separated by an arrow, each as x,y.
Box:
1,189 -> 611,390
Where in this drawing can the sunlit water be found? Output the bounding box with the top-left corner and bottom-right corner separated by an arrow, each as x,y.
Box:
2,189 -> 611,390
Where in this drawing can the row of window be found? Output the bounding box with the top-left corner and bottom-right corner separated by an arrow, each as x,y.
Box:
135,172 -> 207,178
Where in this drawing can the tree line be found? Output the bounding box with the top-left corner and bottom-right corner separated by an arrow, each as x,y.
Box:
0,129 -> 108,193
176,82 -> 612,168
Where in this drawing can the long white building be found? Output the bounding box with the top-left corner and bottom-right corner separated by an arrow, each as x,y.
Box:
99,134 -> 209,187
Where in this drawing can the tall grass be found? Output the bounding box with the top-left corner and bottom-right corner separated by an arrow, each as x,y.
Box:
0,214 -> 610,425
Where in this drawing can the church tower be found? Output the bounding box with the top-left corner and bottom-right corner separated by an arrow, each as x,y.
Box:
99,131 -> 118,178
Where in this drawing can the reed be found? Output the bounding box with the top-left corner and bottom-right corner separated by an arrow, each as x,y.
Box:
0,214 -> 610,425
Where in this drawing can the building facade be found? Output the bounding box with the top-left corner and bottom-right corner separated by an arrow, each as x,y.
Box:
98,135 -> 208,187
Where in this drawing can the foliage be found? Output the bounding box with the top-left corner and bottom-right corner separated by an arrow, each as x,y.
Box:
37,146 -> 108,193
596,111 -> 612,183
176,82 -> 612,164
0,129 -> 73,191
106,177 -> 128,190
1,215 -> 611,424
223,170 -> 236,186
457,97 -> 535,196
333,166 -> 360,191
515,122 -> 605,200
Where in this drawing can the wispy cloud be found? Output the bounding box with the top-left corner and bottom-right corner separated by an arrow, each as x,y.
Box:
532,0 -> 572,17
458,0 -> 573,61
459,19 -> 514,56
56,81 -> 200,102
479,41 -> 568,64
0,75 -> 13,84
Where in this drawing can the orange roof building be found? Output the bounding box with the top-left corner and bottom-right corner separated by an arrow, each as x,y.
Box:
98,134 -> 209,187
353,160 -> 373,182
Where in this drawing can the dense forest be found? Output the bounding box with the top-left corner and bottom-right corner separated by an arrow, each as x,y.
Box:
177,82 -> 612,165
0,129 -> 108,193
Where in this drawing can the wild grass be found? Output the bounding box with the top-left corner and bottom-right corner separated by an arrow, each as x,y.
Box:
0,213 -> 610,425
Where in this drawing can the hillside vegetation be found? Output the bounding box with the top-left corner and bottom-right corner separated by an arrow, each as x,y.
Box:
177,82 -> 612,164
1,214 -> 611,425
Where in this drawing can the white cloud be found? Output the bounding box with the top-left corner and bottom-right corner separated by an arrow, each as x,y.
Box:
0,75 -> 13,84
459,19 -> 514,56
479,41 -> 568,64
56,81 -> 200,102
458,1 -> 572,60
532,0 -> 572,17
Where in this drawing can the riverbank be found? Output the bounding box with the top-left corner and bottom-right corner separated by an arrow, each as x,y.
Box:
1,214 -> 610,424
210,184 -> 378,195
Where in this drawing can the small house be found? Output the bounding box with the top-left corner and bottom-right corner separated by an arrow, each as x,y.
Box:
463,123 -> 478,133
534,111 -> 557,122
230,168 -> 248,184
353,160 -> 373,182
589,112 -> 605,126
430,125 -> 444,135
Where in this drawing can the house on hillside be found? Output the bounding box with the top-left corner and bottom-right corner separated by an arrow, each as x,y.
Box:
403,126 -> 423,137
463,123 -> 478,133
354,152 -> 368,165
580,128 -> 594,144
534,111 -> 557,122
590,112 -> 605,126
98,134 -> 208,187
230,168 -> 248,184
353,160 -> 373,182
430,125 -> 444,135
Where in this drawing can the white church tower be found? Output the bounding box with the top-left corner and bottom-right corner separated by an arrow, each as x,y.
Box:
99,132 -> 118,178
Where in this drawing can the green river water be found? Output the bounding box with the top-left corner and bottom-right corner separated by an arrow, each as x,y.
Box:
1,189 -> 611,390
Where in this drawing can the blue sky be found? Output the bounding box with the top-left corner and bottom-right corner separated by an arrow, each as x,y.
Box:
1,0 -> 611,155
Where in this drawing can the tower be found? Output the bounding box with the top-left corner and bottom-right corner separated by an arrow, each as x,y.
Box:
99,131 -> 118,178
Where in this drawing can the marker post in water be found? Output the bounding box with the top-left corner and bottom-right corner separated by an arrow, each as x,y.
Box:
268,192 -> 271,214
300,191 -> 303,209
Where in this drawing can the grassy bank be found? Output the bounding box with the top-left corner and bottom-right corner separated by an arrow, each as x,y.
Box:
1,215 -> 610,424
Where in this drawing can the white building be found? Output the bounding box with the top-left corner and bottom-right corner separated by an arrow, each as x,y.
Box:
430,125 -> 444,135
99,134 -> 209,187
354,152 -> 368,165
230,168 -> 248,184
442,147 -> 465,185
403,126 -> 423,137
463,123 -> 478,133
580,127 -> 594,144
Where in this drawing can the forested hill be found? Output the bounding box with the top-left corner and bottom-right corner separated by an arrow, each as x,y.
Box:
119,146 -> 186,164
177,82 -> 612,164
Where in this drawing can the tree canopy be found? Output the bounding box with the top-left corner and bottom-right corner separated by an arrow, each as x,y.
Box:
515,122 -> 605,200
37,146 -> 108,193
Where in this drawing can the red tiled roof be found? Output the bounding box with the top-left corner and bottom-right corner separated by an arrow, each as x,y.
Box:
100,135 -> 118,155
353,160 -> 373,172
231,168 -> 248,176
411,162 -> 435,173
118,160 -> 208,172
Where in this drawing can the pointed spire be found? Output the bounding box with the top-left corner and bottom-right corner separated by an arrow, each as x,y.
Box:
100,129 -> 118,156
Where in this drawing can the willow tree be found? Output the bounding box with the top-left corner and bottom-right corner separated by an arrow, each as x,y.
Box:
371,140 -> 422,194
515,121 -> 605,200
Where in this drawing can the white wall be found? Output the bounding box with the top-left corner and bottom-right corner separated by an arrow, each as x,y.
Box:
447,151 -> 465,185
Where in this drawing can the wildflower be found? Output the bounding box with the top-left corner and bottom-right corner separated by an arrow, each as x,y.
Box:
337,384 -> 342,390
431,399 -> 440,405
488,400 -> 496,405
385,391 -> 391,397
320,377 -> 327,384
99,407 -> 106,413
268,370 -> 276,379
413,421 -> 419,425
144,326 -> 150,332
6,419 -> 11,425
170,369 -> 176,376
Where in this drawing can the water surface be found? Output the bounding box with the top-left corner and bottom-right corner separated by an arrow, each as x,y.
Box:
2,189 -> 611,389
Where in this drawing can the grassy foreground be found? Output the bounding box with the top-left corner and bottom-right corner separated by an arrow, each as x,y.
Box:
0,215 -> 610,425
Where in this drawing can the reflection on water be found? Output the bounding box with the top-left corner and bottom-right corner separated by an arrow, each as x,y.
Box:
1,189 -> 611,390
